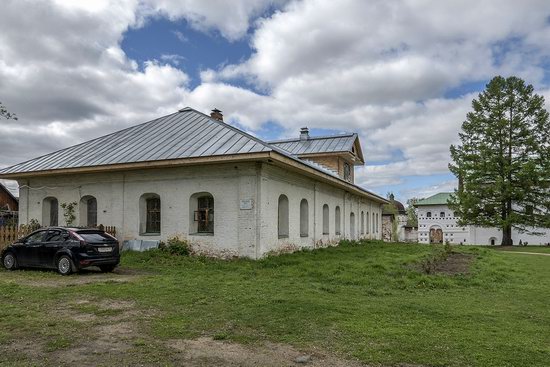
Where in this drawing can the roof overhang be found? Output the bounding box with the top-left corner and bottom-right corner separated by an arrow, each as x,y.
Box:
0,151 -> 387,204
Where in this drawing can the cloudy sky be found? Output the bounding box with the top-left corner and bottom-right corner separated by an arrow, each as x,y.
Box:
1,0 -> 550,202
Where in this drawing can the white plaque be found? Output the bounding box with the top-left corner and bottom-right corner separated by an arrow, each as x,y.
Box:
240,199 -> 254,210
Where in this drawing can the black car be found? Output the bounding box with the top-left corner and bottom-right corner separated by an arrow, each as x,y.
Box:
1,227 -> 120,275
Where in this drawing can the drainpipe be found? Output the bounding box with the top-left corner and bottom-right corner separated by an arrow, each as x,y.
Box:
313,183 -> 317,248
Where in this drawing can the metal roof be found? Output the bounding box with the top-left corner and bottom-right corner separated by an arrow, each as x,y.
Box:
268,134 -> 357,156
0,107 -> 387,203
0,108 -> 273,175
414,192 -> 453,206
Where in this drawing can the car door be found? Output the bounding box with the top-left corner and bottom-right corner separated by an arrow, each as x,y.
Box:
41,230 -> 65,267
18,230 -> 47,266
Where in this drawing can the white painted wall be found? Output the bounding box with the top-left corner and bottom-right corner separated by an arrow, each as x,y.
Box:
17,162 -> 384,258
417,204 -> 550,245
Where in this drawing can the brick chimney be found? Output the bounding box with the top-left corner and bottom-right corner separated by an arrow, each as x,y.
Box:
300,127 -> 309,141
210,108 -> 223,121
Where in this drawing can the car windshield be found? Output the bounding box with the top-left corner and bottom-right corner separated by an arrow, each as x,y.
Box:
77,232 -> 115,243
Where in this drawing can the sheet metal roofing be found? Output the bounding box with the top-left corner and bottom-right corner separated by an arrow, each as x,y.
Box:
268,134 -> 357,156
0,108 -> 273,175
414,192 -> 453,206
0,107 -> 386,203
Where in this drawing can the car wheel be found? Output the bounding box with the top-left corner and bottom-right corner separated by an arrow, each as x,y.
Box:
57,255 -> 74,275
3,252 -> 18,270
99,265 -> 116,273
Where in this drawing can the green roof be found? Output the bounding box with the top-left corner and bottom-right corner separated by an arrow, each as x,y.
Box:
414,192 -> 453,206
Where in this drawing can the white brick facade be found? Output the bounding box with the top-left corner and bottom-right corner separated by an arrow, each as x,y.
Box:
17,162 -> 383,258
417,204 -> 550,246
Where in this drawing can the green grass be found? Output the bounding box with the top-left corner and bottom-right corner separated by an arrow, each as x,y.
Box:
492,245 -> 550,253
1,241 -> 550,366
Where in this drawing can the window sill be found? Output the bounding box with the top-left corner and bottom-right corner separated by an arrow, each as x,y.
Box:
278,235 -> 289,239
322,233 -> 329,236
140,233 -> 160,236
189,233 -> 214,236
300,234 -> 309,238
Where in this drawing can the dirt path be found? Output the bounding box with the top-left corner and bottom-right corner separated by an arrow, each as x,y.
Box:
501,251 -> 550,256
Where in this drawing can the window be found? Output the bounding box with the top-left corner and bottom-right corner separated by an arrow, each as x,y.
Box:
426,211 -> 432,218
195,195 -> 214,233
79,196 -> 97,227
44,230 -> 63,242
278,195 -> 289,238
146,198 -> 161,233
440,211 -> 445,218
322,204 -> 329,235
343,162 -> 352,182
361,211 -> 364,235
26,230 -> 46,244
335,206 -> 341,235
42,197 -> 58,226
366,212 -> 369,234
300,199 -> 309,237
140,193 -> 161,234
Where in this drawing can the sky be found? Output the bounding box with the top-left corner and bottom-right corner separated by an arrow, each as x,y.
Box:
1,0 -> 550,204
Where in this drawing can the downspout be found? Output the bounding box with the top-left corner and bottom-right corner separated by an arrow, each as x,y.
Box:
255,162 -> 262,259
121,173 -> 126,240
313,182 -> 317,248
25,179 -> 29,225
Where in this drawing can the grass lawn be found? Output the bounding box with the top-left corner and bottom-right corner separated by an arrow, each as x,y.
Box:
491,245 -> 550,254
1,241 -> 549,366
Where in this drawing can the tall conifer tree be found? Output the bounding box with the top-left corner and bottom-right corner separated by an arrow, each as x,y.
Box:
449,76 -> 550,245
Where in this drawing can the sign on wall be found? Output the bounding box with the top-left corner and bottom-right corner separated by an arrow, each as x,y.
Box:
240,199 -> 254,210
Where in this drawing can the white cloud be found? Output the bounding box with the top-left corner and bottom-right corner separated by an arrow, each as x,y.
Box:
1,0 -> 550,202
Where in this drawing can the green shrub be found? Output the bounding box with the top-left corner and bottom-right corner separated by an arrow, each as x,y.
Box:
160,235 -> 190,256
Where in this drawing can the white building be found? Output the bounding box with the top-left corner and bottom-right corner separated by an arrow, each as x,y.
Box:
381,194 -> 417,242
415,192 -> 550,245
0,107 -> 387,258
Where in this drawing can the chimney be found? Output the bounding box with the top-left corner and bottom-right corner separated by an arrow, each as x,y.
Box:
210,108 -> 223,121
300,127 -> 309,141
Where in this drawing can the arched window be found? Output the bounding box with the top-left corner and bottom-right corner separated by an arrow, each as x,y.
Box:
440,211 -> 445,218
376,213 -> 379,233
79,195 -> 97,227
366,212 -> 370,234
335,206 -> 341,235
361,211 -> 365,235
350,212 -> 356,239
300,199 -> 309,237
426,211 -> 432,218
139,194 -> 161,234
322,204 -> 329,235
190,193 -> 214,234
278,195 -> 289,238
42,197 -> 59,226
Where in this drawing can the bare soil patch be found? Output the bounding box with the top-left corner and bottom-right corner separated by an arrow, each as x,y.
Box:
2,266 -> 149,288
431,252 -> 474,275
168,337 -> 368,367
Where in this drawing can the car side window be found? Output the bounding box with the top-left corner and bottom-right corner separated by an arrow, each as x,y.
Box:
44,230 -> 63,242
26,231 -> 45,244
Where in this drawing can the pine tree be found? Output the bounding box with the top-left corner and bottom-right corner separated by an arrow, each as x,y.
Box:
449,76 -> 550,246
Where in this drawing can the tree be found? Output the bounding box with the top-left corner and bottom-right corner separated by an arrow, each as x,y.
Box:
406,198 -> 419,227
0,101 -> 17,120
449,76 -> 550,246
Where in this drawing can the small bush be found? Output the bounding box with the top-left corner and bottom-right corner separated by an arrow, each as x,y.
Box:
160,235 -> 190,256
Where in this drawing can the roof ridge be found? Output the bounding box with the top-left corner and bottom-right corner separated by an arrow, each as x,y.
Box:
268,132 -> 356,144
182,107 -> 274,151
